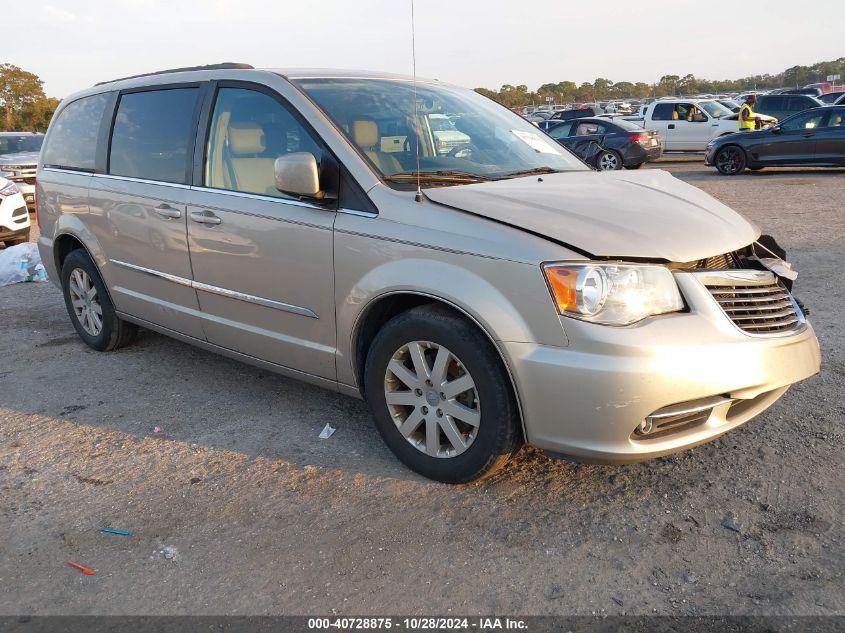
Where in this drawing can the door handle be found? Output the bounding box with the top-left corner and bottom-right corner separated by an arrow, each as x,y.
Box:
190,211 -> 222,225
153,203 -> 181,219
668,124 -> 675,129
802,133 -> 815,138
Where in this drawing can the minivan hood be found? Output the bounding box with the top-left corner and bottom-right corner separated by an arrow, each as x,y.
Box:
424,169 -> 759,262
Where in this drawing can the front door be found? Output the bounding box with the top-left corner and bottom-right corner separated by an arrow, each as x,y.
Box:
755,109 -> 826,164
186,84 -> 337,380
814,108 -> 845,164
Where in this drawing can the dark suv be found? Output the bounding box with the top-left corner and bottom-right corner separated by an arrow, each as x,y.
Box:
754,94 -> 824,121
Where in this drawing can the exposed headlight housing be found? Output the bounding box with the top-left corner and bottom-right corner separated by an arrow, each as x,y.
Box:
542,262 -> 684,325
0,180 -> 20,197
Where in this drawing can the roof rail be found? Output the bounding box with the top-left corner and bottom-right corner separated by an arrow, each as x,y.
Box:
96,62 -> 254,86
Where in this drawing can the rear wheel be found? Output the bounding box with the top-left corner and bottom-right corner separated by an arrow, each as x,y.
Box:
715,145 -> 747,175
596,150 -> 623,171
61,249 -> 137,351
364,305 -> 522,483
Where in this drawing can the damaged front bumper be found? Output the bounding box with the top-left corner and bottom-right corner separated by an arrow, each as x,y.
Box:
504,271 -> 821,463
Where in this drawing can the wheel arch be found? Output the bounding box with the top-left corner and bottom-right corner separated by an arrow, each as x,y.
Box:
351,290 -> 527,442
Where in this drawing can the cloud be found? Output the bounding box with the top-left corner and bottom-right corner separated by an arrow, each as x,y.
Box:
41,5 -> 95,25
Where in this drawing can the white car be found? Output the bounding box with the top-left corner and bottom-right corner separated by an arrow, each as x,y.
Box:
0,177 -> 30,246
624,99 -> 741,151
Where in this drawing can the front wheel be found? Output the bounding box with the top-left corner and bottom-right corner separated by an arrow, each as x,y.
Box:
364,305 -> 522,483
715,145 -> 747,175
596,150 -> 623,171
61,249 -> 138,351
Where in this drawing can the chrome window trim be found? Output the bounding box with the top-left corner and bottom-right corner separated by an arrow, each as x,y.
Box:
338,207 -> 377,218
110,259 -> 318,319
189,185 -> 325,211
91,173 -> 192,189
42,167 -> 96,177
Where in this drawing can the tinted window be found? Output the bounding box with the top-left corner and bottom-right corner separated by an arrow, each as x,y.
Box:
826,109 -> 845,128
780,110 -> 826,131
786,97 -> 811,112
760,96 -> 784,111
652,103 -> 675,121
109,88 -> 198,184
205,87 -> 323,198
574,121 -> 607,136
0,134 -> 44,155
42,93 -> 111,171
547,122 -> 575,139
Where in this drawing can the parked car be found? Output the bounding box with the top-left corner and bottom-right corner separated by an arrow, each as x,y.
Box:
753,94 -> 824,121
547,117 -> 662,170
428,114 -> 471,155
835,94 -> 845,106
37,64 -> 820,482
717,99 -> 741,113
819,91 -> 845,104
780,87 -> 823,98
0,132 -> 44,212
625,99 -> 738,151
537,107 -> 602,131
0,176 -> 30,246
705,106 -> 845,175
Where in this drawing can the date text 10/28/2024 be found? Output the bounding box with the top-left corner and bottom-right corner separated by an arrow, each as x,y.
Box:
307,618 -> 528,631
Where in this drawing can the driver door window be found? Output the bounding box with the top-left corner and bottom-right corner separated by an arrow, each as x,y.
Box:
205,87 -> 322,199
780,111 -> 826,131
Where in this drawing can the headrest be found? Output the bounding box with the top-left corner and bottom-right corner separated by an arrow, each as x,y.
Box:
229,123 -> 265,155
352,120 -> 378,148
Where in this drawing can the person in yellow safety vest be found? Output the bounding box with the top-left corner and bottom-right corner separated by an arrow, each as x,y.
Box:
739,95 -> 761,131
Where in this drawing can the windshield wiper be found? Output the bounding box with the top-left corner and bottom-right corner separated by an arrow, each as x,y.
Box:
383,170 -> 491,183
493,166 -> 563,179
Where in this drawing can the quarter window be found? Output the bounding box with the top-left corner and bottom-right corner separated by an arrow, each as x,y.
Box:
41,93 -> 111,171
651,103 -> 675,121
204,87 -> 323,198
109,88 -> 199,184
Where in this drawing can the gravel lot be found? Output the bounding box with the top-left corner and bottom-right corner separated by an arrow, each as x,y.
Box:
1,160 -> 843,616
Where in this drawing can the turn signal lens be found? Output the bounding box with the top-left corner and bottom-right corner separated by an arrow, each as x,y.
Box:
544,265 -> 579,312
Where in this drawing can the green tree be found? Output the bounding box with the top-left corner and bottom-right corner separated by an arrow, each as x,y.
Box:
0,63 -> 58,131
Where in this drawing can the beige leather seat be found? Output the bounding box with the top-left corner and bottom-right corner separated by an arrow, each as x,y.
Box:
352,120 -> 403,175
227,122 -> 277,196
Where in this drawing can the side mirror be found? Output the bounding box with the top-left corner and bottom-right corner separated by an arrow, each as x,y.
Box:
274,152 -> 326,200
771,126 -> 782,134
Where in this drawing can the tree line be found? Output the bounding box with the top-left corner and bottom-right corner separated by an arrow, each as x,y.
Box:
0,64 -> 60,132
475,57 -> 845,108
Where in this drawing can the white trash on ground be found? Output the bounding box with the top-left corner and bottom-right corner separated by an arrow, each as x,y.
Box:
0,243 -> 47,286
318,423 -> 336,439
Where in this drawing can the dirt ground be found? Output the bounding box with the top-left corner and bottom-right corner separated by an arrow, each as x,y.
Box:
1,159 -> 843,616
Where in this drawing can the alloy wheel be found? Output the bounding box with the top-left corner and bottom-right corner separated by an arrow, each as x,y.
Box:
383,341 -> 480,458
68,268 -> 103,336
716,147 -> 744,174
598,152 -> 619,170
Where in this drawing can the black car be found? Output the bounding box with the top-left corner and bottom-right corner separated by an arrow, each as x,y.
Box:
538,107 -> 602,131
547,117 -> 662,170
753,94 -> 824,121
704,106 -> 845,175
819,91 -> 845,104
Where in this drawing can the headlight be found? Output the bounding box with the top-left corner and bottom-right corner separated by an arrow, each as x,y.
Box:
542,262 -> 684,325
0,180 -> 20,197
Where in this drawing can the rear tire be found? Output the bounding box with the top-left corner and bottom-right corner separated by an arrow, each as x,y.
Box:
61,249 -> 138,351
364,304 -> 522,483
596,150 -> 623,171
714,145 -> 747,175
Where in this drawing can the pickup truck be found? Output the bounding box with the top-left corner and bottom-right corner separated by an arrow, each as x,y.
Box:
623,99 -> 740,151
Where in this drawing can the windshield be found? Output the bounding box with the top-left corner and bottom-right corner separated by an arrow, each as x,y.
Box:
0,134 -> 44,156
293,78 -> 588,183
698,101 -> 733,119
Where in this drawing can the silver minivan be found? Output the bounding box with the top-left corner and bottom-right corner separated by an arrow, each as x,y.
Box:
37,64 -> 821,482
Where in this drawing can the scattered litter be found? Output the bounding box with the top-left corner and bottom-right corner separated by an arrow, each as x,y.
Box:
0,243 -> 47,286
67,560 -> 96,575
318,424 -> 336,440
151,545 -> 180,561
153,426 -> 161,434
100,527 -> 132,536
721,512 -> 743,533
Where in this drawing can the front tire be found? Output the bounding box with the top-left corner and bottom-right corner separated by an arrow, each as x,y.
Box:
61,249 -> 138,351
715,145 -> 747,175
364,305 -> 522,483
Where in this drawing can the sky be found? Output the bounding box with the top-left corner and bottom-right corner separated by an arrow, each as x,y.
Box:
6,0 -> 844,99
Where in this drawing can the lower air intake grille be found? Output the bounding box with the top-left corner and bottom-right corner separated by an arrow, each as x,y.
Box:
704,274 -> 803,335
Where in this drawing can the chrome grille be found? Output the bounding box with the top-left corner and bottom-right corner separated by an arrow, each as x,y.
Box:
700,270 -> 803,336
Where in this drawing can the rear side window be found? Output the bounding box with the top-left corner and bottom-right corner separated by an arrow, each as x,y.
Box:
109,88 -> 199,184
651,103 -> 675,121
760,96 -> 783,111
786,97 -> 810,112
42,93 -> 111,171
